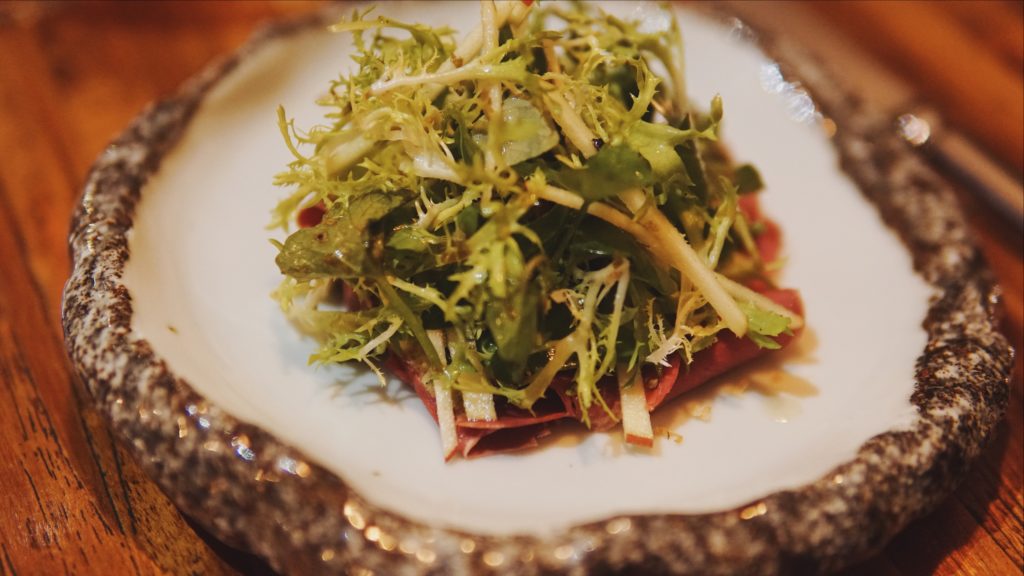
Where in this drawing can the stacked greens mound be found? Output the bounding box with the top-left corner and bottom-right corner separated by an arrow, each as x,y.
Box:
272,0 -> 804,459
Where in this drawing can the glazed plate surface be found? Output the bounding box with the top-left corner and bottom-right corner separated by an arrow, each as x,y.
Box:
63,2 -> 1013,574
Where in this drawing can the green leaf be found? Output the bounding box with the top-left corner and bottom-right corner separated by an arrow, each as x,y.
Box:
624,116 -> 718,180
677,139 -> 709,202
462,58 -> 530,84
496,97 -> 559,166
376,279 -> 441,368
746,332 -> 781,350
590,63 -> 640,111
740,301 -> 791,349
455,203 -> 481,236
386,226 -> 432,253
710,94 -> 724,124
624,121 -> 689,180
486,278 -> 540,383
312,308 -> 381,335
734,164 -> 764,194
307,308 -> 394,363
448,109 -> 483,164
555,143 -> 653,201
331,14 -> 451,70
384,226 -> 441,276
567,218 -> 677,295
275,192 -> 408,280
742,302 -> 790,336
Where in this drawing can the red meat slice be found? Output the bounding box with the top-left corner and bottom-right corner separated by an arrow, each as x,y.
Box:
462,424 -> 552,458
657,289 -> 802,407
383,289 -> 802,458
551,289 -> 802,435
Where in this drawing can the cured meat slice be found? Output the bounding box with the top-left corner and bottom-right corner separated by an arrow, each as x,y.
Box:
384,289 -> 803,458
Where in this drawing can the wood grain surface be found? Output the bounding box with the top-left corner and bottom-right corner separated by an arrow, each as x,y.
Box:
0,2 -> 1019,575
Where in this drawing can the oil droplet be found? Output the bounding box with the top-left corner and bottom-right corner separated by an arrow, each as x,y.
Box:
683,399 -> 713,421
654,427 -> 683,444
746,370 -> 818,423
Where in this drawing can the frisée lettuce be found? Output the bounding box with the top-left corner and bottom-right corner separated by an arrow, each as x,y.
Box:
271,0 -> 803,456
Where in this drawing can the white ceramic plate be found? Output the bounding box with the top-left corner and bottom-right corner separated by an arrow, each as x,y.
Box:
64,2 -> 1012,574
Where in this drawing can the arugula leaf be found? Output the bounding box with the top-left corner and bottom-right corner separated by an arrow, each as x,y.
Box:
384,226 -> 442,277
486,277 -> 540,383
554,143 -> 653,201
734,163 -> 764,194
275,192 -> 408,280
377,278 -> 441,368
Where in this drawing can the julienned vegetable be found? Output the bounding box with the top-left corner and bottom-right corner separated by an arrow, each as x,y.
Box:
271,0 -> 804,459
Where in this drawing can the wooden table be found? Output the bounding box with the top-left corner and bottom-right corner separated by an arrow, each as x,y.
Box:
0,2 -> 1019,574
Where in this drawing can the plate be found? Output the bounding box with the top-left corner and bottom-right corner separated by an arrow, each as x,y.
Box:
61,2 -> 1013,574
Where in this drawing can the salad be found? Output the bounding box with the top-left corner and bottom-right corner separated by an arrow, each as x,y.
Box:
271,0 -> 804,459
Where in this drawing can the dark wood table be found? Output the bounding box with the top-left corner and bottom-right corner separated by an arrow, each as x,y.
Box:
0,2 -> 1019,574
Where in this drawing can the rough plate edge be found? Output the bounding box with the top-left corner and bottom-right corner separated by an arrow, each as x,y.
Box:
60,7 -> 1014,576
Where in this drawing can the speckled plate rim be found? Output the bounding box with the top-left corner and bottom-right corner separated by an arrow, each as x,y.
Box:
61,6 -> 1014,575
